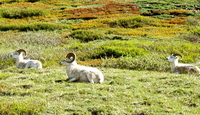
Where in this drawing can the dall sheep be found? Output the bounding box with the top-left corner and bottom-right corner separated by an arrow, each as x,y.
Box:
166,53 -> 200,75
60,53 -> 104,83
10,49 -> 42,69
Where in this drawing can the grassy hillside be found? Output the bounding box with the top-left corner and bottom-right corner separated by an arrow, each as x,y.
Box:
0,67 -> 200,114
0,0 -> 200,114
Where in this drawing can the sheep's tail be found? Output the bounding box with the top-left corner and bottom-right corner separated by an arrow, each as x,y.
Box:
99,78 -> 104,83
37,61 -> 43,69
193,66 -> 200,75
197,67 -> 200,75
98,72 -> 104,83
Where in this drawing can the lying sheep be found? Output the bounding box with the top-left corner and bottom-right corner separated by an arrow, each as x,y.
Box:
166,53 -> 200,75
10,49 -> 42,69
60,52 -> 104,83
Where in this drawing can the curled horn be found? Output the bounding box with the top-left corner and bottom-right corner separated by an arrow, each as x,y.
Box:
66,53 -> 76,63
17,49 -> 26,56
173,53 -> 182,58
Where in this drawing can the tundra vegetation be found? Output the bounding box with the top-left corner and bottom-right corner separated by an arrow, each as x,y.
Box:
0,0 -> 200,114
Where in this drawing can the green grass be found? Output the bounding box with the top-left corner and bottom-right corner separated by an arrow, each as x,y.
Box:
0,66 -> 199,114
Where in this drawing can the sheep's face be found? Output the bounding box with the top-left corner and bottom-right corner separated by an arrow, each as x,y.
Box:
60,53 -> 76,66
60,57 -> 74,66
166,55 -> 177,62
59,60 -> 67,65
10,51 -> 20,58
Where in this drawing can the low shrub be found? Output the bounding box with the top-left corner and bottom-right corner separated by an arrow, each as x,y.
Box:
100,54 -> 170,72
105,34 -> 130,40
169,9 -> 186,16
185,18 -> 200,26
108,16 -> 155,28
91,40 -> 146,58
0,22 -> 68,31
71,29 -> 105,42
182,32 -> 200,43
191,26 -> 200,35
95,45 -> 145,58
182,34 -> 200,43
72,20 -> 108,29
1,7 -> 47,19
91,39 -> 200,63
24,22 -> 67,31
182,18 -> 200,43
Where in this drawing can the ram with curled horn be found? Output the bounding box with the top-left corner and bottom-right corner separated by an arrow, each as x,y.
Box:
10,49 -> 42,69
17,49 -> 27,56
172,53 -> 182,58
166,53 -> 200,75
60,52 -> 104,83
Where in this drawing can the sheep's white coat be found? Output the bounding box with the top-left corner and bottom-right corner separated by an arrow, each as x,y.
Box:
167,54 -> 200,75
10,50 -> 42,69
60,55 -> 104,83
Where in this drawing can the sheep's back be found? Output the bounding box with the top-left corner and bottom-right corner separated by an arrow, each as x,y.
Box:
26,60 -> 42,68
174,65 -> 199,74
70,65 -> 103,83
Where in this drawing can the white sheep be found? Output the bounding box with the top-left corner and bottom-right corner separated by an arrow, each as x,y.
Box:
10,49 -> 42,69
60,52 -> 104,83
166,53 -> 200,75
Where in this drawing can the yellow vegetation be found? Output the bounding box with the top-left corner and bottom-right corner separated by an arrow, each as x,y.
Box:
115,26 -> 187,38
1,2 -> 53,9
78,59 -> 103,66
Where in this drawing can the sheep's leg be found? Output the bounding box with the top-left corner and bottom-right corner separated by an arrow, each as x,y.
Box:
69,77 -> 78,82
24,62 -> 31,69
188,70 -> 191,76
173,71 -> 179,74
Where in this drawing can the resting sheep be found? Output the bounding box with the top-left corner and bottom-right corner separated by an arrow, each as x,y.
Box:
10,49 -> 42,69
60,52 -> 104,83
166,53 -> 200,75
